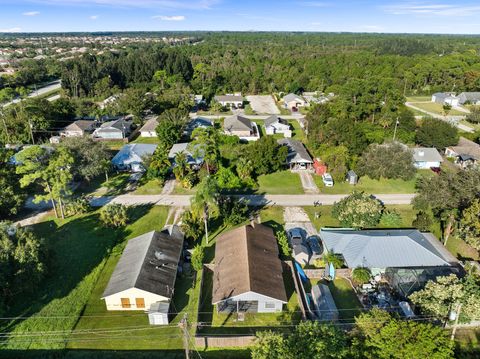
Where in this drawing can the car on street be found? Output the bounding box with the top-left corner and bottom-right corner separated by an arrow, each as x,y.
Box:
322,173 -> 334,187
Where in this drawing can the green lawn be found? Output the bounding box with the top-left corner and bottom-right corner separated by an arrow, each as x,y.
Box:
255,119 -> 305,142
171,181 -> 197,195
409,101 -> 466,116
133,178 -> 163,195
80,173 -> 130,196
1,206 -> 172,350
257,171 -> 304,194
313,175 -> 419,194
304,204 -> 417,231
132,136 -> 160,144
310,278 -> 362,321
446,236 -> 479,261
406,96 -> 431,102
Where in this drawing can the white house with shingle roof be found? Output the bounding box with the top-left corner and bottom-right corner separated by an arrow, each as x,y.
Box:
264,115 -> 291,136
139,116 -> 158,137
412,147 -> 443,169
102,226 -> 183,321
214,94 -> 244,108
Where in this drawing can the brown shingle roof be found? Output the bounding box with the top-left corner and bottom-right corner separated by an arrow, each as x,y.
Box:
212,223 -> 287,304
448,137 -> 480,160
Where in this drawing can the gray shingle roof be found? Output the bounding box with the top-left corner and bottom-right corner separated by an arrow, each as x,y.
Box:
320,229 -> 458,269
277,138 -> 313,164
215,95 -> 244,102
102,226 -> 184,299
412,147 -> 443,163
224,115 -> 252,132
283,93 -> 305,103
64,120 -> 94,133
139,117 -> 158,133
264,115 -> 288,128
448,137 -> 480,160
458,92 -> 480,104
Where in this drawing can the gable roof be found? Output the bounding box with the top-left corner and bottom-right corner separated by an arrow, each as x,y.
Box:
224,115 -> 252,132
458,92 -> 480,103
412,147 -> 443,163
168,142 -> 204,165
102,226 -> 184,299
139,116 -> 158,133
447,137 -> 480,160
433,92 -> 456,100
63,120 -> 94,133
320,229 -> 458,269
212,223 -> 287,304
278,138 -> 313,164
97,117 -> 132,133
112,144 -> 157,166
283,93 -> 305,103
264,115 -> 288,128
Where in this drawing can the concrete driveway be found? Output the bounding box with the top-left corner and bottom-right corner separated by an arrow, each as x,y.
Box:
299,172 -> 319,193
246,95 -> 280,114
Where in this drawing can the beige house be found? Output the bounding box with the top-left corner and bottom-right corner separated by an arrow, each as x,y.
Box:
102,226 -> 184,324
445,137 -> 480,168
60,120 -> 95,137
223,114 -> 259,141
282,93 -> 307,110
139,116 -> 159,137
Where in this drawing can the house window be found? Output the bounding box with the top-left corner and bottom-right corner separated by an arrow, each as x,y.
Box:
135,298 -> 145,309
264,302 -> 276,309
121,298 -> 131,308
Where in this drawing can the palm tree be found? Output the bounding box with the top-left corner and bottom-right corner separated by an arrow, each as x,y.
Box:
173,151 -> 189,181
324,251 -> 344,269
190,176 -> 219,245
190,127 -> 219,173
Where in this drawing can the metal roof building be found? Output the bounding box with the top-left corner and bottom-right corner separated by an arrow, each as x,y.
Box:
319,229 -> 458,270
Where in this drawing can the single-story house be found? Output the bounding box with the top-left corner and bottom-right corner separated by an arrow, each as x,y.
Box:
302,92 -> 330,105
168,142 -> 204,167
282,93 -> 307,109
277,138 -> 313,170
93,116 -> 133,140
212,223 -> 288,313
445,137 -> 480,168
311,284 -> 339,321
102,226 -> 184,325
457,92 -> 480,105
264,115 -> 291,137
183,117 -> 213,137
412,147 -> 443,169
99,95 -> 120,110
223,114 -> 259,141
320,229 -> 461,297
431,92 -> 459,107
214,94 -> 244,108
320,229 -> 458,272
112,143 -> 157,172
139,116 -> 158,138
60,120 -> 96,137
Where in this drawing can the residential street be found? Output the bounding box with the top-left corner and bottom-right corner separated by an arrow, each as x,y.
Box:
89,193 -> 415,207
2,80 -> 61,108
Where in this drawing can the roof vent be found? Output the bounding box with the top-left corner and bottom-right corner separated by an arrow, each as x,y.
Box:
418,150 -> 425,157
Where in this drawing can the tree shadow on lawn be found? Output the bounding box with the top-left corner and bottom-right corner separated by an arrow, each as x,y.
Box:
1,211 -> 132,332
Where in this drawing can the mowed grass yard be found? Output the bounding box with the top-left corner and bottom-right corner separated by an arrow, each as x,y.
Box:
257,170 -> 304,194
1,206 -> 175,350
313,174 -> 427,195
408,101 -> 466,116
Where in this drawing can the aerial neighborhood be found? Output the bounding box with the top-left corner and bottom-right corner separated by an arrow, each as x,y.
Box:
2,28 -> 480,359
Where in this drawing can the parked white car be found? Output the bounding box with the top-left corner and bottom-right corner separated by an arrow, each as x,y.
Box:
322,173 -> 334,187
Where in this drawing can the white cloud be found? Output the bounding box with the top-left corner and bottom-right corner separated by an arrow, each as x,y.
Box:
90,15 -> 99,20
358,25 -> 384,32
152,15 -> 185,21
384,3 -> 480,16
0,27 -> 22,33
23,11 -> 40,16
29,0 -> 219,9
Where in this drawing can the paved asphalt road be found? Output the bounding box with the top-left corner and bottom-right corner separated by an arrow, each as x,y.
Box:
2,80 -> 61,108
405,102 -> 473,133
90,193 -> 415,207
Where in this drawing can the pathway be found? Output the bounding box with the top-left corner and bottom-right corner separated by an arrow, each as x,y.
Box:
299,172 -> 319,194
161,179 -> 176,195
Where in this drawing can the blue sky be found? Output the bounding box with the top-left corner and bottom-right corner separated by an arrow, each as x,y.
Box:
1,0 -> 480,34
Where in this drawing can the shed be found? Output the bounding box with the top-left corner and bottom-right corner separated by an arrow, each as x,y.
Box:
148,301 -> 170,325
346,170 -> 358,185
311,284 -> 339,321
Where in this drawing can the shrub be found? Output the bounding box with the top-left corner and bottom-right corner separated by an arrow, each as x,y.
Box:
332,191 -> 384,229
99,203 -> 128,228
380,210 -> 403,227
352,267 -> 372,285
276,231 -> 291,258
412,211 -> 433,231
191,245 -> 204,272
64,196 -> 91,217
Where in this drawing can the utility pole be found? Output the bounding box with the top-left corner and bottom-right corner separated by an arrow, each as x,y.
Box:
392,118 -> 399,142
179,313 -> 190,359
450,303 -> 463,341
28,118 -> 35,145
